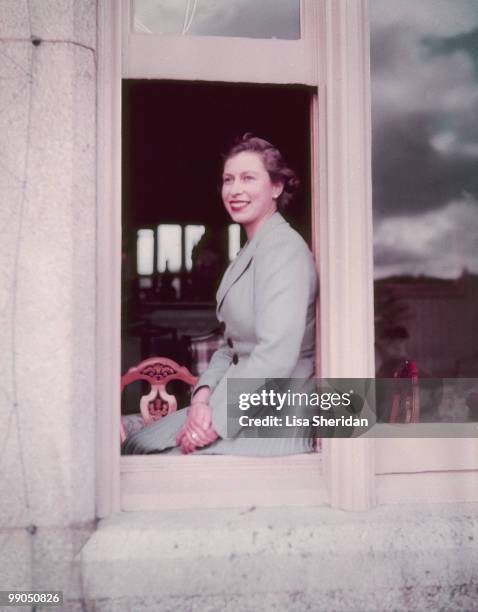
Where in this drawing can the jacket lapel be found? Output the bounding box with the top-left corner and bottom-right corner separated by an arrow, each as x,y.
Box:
216,213 -> 287,315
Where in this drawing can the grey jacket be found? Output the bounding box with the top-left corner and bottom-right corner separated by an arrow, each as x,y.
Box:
195,212 -> 318,439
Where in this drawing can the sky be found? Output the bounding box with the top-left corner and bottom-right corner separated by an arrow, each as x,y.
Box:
134,0 -> 300,39
370,0 -> 478,278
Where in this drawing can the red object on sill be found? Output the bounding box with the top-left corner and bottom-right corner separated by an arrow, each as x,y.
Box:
389,360 -> 420,423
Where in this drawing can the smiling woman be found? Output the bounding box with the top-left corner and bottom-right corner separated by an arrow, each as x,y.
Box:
122,134 -> 318,456
222,152 -> 281,239
221,135 -> 300,239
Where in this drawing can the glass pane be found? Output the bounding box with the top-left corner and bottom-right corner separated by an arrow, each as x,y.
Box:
185,224 -> 206,271
157,224 -> 182,272
370,1 -> 478,397
133,0 -> 300,40
228,224 -> 241,260
136,229 -> 154,275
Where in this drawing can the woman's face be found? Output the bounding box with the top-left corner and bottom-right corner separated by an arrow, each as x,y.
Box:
222,151 -> 283,239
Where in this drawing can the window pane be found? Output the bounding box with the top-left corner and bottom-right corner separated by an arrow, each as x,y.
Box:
228,224 -> 241,260
133,0 -> 300,40
185,224 -> 206,271
136,229 -> 154,275
157,224 -> 182,272
370,1 -> 478,388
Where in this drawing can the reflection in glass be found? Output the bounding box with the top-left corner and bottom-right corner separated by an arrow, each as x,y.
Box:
157,224 -> 182,272
133,0 -> 300,40
370,1 -> 478,397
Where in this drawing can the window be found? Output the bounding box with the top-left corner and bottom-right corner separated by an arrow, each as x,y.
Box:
371,0 -> 478,383
369,0 -> 478,498
120,80 -> 315,454
107,0 -> 324,513
185,225 -> 206,271
228,224 -> 241,261
133,0 -> 301,40
136,229 -> 154,275
122,0 -> 317,84
136,224 -> 239,276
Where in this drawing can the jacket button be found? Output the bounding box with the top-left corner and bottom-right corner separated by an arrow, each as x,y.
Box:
227,337 -> 233,348
232,353 -> 239,365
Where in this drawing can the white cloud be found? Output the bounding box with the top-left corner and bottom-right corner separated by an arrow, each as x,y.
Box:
371,0 -> 478,131
371,0 -> 478,37
372,35 -> 478,121
374,196 -> 478,278
430,131 -> 478,157
430,130 -> 456,154
370,0 -> 478,222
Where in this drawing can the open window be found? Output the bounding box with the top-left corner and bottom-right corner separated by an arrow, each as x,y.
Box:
106,0 -> 323,511
369,0 -> 478,501
121,79 -> 314,381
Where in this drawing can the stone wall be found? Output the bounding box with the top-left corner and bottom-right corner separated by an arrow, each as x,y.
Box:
0,1 -> 97,607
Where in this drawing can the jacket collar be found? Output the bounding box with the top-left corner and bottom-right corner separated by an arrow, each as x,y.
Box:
216,212 -> 288,315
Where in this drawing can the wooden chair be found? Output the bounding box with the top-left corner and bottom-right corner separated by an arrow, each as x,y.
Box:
120,356 -> 198,443
389,359 -> 420,423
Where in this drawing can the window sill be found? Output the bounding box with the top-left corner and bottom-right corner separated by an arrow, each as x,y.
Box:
120,452 -> 325,510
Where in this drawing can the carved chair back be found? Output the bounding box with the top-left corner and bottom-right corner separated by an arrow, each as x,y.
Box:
120,357 -> 198,443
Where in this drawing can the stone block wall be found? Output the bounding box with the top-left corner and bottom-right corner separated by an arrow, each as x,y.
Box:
0,1 -> 97,606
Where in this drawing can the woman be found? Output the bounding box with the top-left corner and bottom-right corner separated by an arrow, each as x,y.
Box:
123,134 -> 318,455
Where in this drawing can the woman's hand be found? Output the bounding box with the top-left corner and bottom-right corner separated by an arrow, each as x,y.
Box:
176,395 -> 219,453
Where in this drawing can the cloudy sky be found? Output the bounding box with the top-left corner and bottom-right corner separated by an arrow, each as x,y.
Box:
370,0 -> 478,278
134,0 -> 300,39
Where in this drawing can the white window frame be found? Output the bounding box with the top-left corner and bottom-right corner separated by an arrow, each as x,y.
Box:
96,0 -> 478,518
122,0 -> 319,84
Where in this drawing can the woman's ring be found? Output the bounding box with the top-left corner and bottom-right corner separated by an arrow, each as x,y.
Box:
191,431 -> 199,440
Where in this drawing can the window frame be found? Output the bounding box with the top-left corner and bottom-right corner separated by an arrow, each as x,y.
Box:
96,0 -> 478,518
122,0 -> 318,84
97,0 -> 376,518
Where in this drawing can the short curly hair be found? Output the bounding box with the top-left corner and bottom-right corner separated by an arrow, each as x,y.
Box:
223,133 -> 300,213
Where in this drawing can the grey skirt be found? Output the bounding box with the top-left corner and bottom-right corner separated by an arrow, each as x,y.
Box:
121,408 -> 316,456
